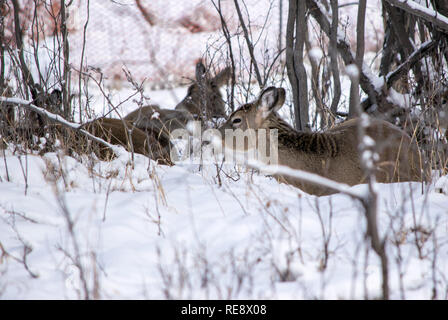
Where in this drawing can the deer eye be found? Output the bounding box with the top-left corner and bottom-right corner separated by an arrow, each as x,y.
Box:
232,118 -> 242,126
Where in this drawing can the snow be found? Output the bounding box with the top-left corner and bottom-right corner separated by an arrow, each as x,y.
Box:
345,64 -> 360,79
386,87 -> 412,109
435,175 -> 448,195
151,112 -> 160,120
248,160 -> 367,199
308,47 -> 323,63
1,137 -> 447,299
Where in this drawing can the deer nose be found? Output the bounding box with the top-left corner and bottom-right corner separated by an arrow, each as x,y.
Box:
217,121 -> 232,137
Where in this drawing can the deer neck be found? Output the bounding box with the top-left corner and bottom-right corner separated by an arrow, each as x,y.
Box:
263,114 -> 340,158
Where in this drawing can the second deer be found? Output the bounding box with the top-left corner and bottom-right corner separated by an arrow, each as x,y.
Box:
124,62 -> 231,136
80,118 -> 172,165
218,87 -> 428,196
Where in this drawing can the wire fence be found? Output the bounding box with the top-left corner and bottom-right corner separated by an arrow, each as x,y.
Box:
3,0 -> 383,92
68,0 -> 285,88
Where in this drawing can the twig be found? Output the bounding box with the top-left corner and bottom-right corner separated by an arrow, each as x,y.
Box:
233,0 -> 263,87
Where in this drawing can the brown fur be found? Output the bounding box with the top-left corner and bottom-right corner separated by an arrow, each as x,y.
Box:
174,62 -> 230,118
81,118 -> 172,165
124,104 -> 194,135
219,87 -> 428,196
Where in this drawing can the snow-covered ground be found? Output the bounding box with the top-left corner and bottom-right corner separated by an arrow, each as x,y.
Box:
0,140 -> 447,299
2,0 -> 447,300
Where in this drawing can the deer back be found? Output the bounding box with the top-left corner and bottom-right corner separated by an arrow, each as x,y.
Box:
124,104 -> 194,135
219,87 -> 427,196
81,117 -> 172,165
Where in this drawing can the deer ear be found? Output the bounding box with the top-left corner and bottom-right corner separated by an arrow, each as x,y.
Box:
211,67 -> 231,87
195,61 -> 207,82
258,87 -> 285,115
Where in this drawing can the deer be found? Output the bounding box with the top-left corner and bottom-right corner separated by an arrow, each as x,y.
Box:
80,117 -> 172,165
218,86 -> 428,196
124,62 -> 231,136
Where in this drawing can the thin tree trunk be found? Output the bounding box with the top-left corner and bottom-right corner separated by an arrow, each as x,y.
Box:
286,0 -> 301,129
295,0 -> 309,129
379,10 -> 396,77
279,0 -> 283,52
61,0 -> 71,119
348,0 -> 389,299
329,0 -> 341,118
78,0 -> 90,123
349,0 -> 367,117
11,0 -> 37,100
0,0 -> 5,92
286,0 -> 308,131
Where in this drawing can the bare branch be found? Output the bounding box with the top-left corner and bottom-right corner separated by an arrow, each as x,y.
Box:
135,0 -> 156,26
233,0 -> 263,87
0,96 -> 124,156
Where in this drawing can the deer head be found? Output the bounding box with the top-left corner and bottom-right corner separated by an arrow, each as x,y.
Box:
175,61 -> 231,119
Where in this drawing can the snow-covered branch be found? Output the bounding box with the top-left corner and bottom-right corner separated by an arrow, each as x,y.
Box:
386,40 -> 437,88
247,160 -> 366,200
385,0 -> 448,34
0,96 -> 124,156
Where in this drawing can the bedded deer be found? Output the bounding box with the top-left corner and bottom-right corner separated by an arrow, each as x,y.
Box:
124,62 -> 231,135
218,87 -> 427,196
124,104 -> 195,136
80,118 -> 172,165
